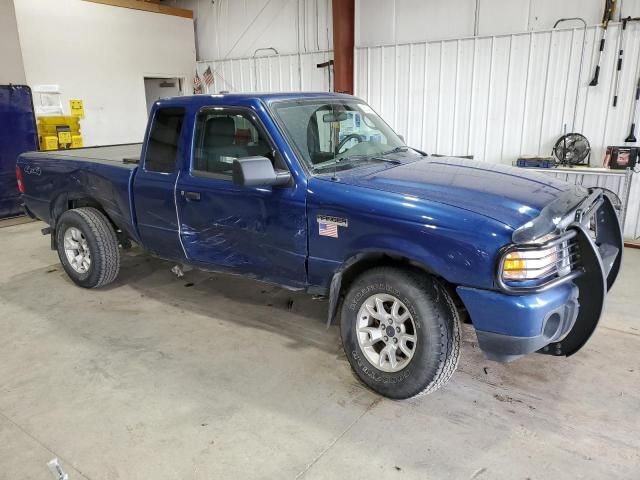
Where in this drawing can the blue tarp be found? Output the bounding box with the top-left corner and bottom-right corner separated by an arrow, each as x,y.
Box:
0,85 -> 38,219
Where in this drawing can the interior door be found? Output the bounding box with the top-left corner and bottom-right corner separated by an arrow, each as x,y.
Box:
144,77 -> 181,116
175,107 -> 307,287
133,106 -> 186,260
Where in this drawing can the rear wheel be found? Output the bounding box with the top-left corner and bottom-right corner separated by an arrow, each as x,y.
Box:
55,207 -> 120,288
340,267 -> 460,399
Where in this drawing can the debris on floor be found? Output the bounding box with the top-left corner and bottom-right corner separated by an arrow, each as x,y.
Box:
46,458 -> 68,480
171,264 -> 193,278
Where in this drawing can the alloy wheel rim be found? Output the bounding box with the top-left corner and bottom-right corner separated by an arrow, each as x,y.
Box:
63,227 -> 91,274
356,293 -> 417,373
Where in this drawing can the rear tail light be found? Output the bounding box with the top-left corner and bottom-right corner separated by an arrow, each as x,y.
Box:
16,165 -> 24,193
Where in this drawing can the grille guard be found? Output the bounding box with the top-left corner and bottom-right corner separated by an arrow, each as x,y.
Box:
497,189 -> 623,357
496,188 -> 622,295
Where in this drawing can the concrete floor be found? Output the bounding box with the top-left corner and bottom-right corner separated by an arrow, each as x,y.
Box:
1,220 -> 639,480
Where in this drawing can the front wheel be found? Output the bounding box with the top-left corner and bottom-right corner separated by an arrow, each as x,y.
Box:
55,207 -> 120,288
340,267 -> 460,399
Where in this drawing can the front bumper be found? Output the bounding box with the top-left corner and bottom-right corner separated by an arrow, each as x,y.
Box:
457,283 -> 580,362
458,189 -> 623,362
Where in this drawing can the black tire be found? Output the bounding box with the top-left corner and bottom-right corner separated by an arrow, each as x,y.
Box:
55,207 -> 120,288
340,267 -> 460,399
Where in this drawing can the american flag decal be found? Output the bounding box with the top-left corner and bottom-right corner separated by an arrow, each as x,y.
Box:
319,222 -> 338,238
317,215 -> 347,238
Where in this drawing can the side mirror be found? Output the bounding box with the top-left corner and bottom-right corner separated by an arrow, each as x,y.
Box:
232,156 -> 291,187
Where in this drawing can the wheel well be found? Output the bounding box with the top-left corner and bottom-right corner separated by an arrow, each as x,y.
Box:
329,254 -> 469,325
50,195 -> 103,227
50,195 -> 127,249
339,253 -> 436,294
69,197 -> 104,213
68,198 -> 126,239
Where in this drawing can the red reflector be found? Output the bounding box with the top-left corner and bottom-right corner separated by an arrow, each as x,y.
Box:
16,165 -> 24,194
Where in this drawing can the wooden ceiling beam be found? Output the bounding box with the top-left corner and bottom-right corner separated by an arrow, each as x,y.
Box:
83,0 -> 193,19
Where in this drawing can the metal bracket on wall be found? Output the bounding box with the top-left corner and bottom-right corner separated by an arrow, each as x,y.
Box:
253,47 -> 279,91
316,60 -> 334,92
553,17 -> 587,132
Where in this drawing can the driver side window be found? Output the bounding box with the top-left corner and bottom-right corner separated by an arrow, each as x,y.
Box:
193,109 -> 273,178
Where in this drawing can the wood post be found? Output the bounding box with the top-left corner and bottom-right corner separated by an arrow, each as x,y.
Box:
331,0 -> 355,94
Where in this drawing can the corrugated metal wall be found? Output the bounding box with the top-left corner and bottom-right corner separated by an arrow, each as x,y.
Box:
354,22 -> 640,238
623,170 -> 640,239
196,50 -> 334,93
355,23 -> 640,162
174,0 -> 332,61
355,0 -> 640,46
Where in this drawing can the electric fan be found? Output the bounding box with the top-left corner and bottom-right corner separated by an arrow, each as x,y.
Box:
552,133 -> 591,167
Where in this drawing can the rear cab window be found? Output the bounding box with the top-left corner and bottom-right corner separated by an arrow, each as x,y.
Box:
144,107 -> 185,173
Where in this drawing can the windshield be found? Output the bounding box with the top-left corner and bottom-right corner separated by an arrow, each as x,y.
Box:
271,98 -> 412,173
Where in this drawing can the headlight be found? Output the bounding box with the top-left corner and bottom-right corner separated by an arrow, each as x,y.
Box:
502,246 -> 559,280
501,237 -> 573,282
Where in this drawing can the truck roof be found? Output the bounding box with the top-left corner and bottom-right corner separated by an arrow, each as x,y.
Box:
154,91 -> 357,109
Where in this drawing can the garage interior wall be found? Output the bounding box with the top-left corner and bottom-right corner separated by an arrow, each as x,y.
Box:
170,0 -> 332,60
354,0 -> 640,239
197,50 -> 334,93
0,0 -> 26,85
355,24 -> 640,163
356,0 -> 640,46
166,0 -> 334,92
13,0 -> 196,146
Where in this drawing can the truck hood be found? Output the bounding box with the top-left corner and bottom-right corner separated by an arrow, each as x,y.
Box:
335,156 -> 588,230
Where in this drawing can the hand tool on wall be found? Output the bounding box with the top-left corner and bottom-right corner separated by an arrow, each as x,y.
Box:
590,0 -> 617,86
624,74 -> 640,142
612,17 -> 640,105
612,16 -> 630,105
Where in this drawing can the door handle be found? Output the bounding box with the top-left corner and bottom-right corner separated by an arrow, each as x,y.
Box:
182,190 -> 201,201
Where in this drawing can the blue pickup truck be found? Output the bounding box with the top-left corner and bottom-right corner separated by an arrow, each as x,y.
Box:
16,92 -> 623,399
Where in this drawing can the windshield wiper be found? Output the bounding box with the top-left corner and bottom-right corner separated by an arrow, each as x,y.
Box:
312,154 -> 401,174
378,146 -> 409,156
341,154 -> 402,165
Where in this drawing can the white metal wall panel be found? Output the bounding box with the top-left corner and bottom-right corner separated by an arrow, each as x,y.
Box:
196,50 -> 333,93
355,23 -> 640,239
356,0 -> 640,46
355,23 -> 640,162
626,173 -> 640,239
176,0 -> 332,61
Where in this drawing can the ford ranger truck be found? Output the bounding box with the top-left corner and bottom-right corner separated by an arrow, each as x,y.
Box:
16,93 -> 623,399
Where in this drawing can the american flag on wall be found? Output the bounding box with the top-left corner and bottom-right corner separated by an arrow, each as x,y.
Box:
193,71 -> 203,94
318,221 -> 339,238
203,66 -> 214,87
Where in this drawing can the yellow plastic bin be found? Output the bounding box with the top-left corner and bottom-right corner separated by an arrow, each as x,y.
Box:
37,115 -> 83,150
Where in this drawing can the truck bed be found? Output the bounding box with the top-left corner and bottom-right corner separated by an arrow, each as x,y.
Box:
17,143 -> 142,242
24,143 -> 142,167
